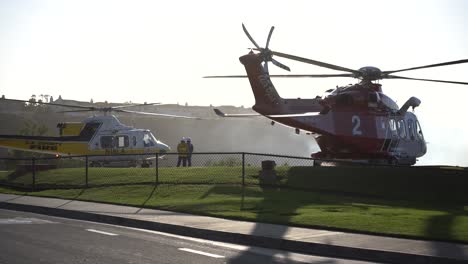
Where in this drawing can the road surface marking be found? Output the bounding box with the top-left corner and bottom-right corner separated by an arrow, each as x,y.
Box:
38,217 -> 353,264
86,229 -> 118,236
0,217 -> 56,225
0,219 -> 32,224
179,248 -> 224,258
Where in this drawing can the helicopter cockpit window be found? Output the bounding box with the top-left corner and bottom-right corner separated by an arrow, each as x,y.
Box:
408,119 -> 415,140
416,121 -> 424,141
143,132 -> 156,147
397,120 -> 407,139
389,119 -> 397,136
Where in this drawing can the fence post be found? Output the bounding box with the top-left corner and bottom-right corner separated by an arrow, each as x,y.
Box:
242,153 -> 245,186
32,157 -> 36,191
155,153 -> 159,185
85,156 -> 89,188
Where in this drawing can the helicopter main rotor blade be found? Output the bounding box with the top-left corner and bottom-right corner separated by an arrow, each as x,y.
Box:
271,58 -> 291,72
265,26 -> 274,49
116,109 -> 200,119
203,75 -> 249,78
111,102 -> 164,109
385,75 -> 468,85
1,98 -> 94,110
57,109 -> 96,113
204,73 -> 354,78
383,59 -> 468,75
242,23 -> 261,49
266,50 -> 360,74
242,24 -> 290,72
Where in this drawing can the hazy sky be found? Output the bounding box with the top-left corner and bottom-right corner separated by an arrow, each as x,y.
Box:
1,0 -> 467,165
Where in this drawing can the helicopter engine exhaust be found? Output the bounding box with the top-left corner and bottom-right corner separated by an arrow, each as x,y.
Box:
399,97 -> 421,114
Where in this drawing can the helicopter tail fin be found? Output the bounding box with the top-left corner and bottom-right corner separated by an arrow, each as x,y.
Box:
239,53 -> 283,110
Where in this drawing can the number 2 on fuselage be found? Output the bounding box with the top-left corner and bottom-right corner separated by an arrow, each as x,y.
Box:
352,115 -> 362,136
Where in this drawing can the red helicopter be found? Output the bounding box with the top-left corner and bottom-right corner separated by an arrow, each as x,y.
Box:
206,24 -> 468,165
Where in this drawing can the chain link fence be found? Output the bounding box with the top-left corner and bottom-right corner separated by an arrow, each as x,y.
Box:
1,153 -> 467,202
0,152 -> 315,191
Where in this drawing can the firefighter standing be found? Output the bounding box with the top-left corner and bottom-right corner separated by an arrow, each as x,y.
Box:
186,138 -> 194,167
176,138 -> 188,167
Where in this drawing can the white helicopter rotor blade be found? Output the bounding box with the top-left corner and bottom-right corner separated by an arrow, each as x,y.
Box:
214,109 -> 320,118
267,112 -> 320,117
1,98 -> 94,110
117,109 -> 200,119
214,109 -> 261,117
111,102 -> 167,109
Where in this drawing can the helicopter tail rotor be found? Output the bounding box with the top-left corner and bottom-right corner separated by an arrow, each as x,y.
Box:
242,23 -> 290,72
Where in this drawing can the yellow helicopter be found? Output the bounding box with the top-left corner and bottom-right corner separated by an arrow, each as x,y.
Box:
0,98 -> 198,167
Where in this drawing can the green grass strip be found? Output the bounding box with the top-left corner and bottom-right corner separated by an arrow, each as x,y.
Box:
1,184 -> 467,243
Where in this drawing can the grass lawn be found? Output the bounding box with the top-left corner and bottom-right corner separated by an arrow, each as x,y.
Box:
0,166 -> 295,187
1,183 -> 467,243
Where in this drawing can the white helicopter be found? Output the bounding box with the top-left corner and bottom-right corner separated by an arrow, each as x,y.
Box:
0,98 -> 198,167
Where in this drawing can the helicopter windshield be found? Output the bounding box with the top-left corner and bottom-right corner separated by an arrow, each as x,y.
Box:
416,121 -> 424,141
143,132 -> 156,147
379,93 -> 399,110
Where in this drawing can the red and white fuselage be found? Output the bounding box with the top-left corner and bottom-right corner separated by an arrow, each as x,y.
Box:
240,52 -> 426,165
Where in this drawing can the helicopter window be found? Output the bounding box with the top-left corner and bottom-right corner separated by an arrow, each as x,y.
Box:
369,93 -> 378,103
79,122 -> 101,140
380,94 -> 399,110
368,93 -> 379,108
100,136 -> 115,148
397,120 -> 407,139
389,119 -> 397,135
408,119 -> 415,140
143,133 -> 155,147
416,121 -> 424,141
116,136 -> 129,148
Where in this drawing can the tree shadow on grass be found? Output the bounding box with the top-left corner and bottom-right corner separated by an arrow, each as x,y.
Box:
135,184 -> 158,214
425,209 -> 468,260
198,166 -> 468,263
54,188 -> 87,208
199,184 -> 338,264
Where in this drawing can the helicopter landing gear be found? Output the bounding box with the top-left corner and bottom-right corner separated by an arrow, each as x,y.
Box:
141,161 -> 151,168
90,161 -> 102,167
388,158 -> 398,166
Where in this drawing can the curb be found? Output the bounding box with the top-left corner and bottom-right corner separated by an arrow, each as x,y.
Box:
0,202 -> 466,264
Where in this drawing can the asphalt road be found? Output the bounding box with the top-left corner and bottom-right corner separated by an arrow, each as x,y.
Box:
0,209 -> 376,264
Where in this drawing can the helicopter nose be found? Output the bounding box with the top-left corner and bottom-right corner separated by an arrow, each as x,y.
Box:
158,142 -> 171,153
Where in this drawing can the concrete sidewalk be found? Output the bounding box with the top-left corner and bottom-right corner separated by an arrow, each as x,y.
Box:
0,193 -> 467,264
